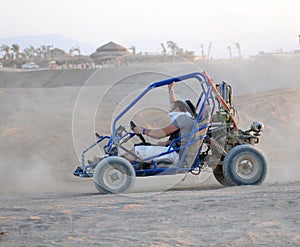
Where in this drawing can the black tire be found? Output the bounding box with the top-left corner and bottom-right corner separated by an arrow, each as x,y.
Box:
222,144 -> 267,185
213,165 -> 234,186
93,157 -> 136,194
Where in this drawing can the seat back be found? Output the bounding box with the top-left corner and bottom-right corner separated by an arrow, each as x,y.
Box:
179,111 -> 210,168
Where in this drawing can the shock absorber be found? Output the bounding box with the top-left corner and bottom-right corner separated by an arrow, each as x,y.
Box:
209,137 -> 227,155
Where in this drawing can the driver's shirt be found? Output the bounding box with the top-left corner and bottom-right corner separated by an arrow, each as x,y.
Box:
134,113 -> 195,163
171,114 -> 195,150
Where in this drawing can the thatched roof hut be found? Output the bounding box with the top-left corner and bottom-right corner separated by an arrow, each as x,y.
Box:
90,41 -> 129,62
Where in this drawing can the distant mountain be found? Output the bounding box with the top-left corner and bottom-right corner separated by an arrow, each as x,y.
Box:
0,34 -> 96,55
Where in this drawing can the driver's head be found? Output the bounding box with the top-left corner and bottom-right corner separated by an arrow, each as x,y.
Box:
170,100 -> 189,112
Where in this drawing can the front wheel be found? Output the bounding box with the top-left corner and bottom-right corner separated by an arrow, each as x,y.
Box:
222,144 -> 267,185
93,157 -> 136,194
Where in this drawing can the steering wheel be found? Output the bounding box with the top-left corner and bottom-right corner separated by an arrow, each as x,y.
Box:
130,121 -> 146,144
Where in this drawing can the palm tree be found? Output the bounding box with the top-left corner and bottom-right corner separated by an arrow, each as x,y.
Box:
227,46 -> 232,59
235,42 -> 242,58
23,48 -> 31,59
167,40 -> 178,55
29,46 -> 36,58
11,44 -> 20,59
160,43 -> 166,55
22,46 -> 36,59
39,45 -> 52,58
200,44 -> 204,57
1,44 -> 11,59
40,45 -> 50,58
36,47 -> 42,57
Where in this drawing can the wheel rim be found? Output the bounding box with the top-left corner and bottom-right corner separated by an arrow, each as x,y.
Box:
234,156 -> 259,180
102,165 -> 127,190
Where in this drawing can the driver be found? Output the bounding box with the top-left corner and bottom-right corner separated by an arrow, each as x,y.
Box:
89,99 -> 195,165
89,83 -> 197,165
128,99 -> 195,163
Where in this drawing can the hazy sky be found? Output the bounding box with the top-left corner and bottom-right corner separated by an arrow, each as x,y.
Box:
1,0 -> 299,58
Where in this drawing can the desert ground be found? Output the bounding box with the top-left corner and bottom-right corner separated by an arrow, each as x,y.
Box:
0,56 -> 299,246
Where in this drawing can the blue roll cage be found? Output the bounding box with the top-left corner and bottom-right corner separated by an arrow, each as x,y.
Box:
77,71 -> 217,177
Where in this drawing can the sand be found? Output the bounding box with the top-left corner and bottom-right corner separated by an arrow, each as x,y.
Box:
0,57 -> 299,246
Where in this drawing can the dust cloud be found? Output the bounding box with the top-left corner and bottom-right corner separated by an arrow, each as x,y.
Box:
0,155 -> 58,193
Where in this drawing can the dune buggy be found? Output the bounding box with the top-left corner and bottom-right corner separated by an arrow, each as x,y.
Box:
73,71 -> 267,193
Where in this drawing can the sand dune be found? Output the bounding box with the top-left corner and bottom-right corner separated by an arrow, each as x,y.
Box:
0,59 -> 299,245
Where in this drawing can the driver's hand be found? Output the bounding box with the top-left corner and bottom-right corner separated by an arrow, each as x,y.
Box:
168,82 -> 175,91
133,126 -> 143,135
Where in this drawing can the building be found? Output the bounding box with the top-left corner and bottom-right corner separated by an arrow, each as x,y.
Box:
90,41 -> 129,64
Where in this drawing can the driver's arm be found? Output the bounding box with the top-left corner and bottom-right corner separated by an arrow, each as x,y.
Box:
134,124 -> 179,139
168,82 -> 176,103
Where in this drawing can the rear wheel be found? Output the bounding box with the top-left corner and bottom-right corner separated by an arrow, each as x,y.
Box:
93,157 -> 136,194
222,144 -> 267,185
